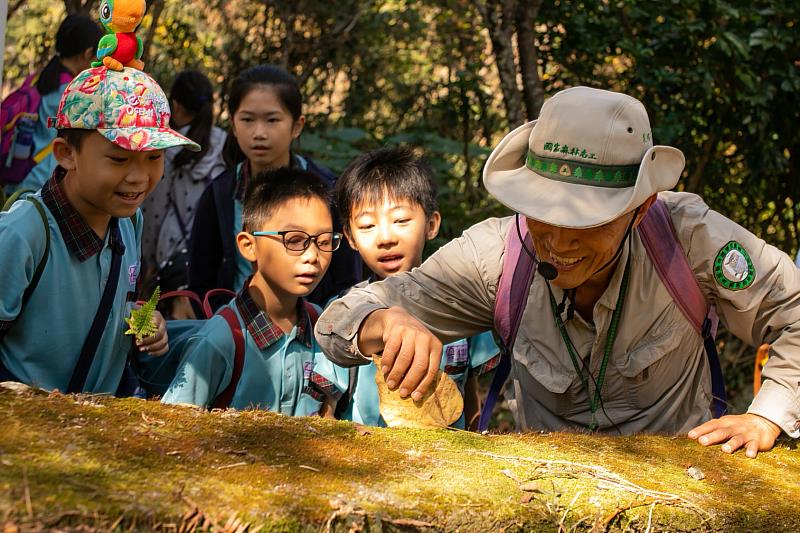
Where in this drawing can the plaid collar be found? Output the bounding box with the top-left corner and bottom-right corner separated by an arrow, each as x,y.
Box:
234,284 -> 314,350
41,167 -> 105,262
234,160 -> 251,202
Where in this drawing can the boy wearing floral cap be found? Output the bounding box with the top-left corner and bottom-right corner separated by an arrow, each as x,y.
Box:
0,66 -> 199,394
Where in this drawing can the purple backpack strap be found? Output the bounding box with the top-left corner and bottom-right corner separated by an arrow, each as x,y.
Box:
638,199 -> 727,417
479,216 -> 537,431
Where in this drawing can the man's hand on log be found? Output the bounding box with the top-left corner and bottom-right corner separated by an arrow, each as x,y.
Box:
688,413 -> 782,458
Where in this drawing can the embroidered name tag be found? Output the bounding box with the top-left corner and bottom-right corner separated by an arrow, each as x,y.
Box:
445,343 -> 469,365
128,263 -> 139,286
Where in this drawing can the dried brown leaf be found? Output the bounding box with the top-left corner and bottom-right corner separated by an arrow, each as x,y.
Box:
373,355 -> 463,429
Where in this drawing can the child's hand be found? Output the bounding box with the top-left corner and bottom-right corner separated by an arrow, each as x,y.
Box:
687,413 -> 782,458
363,307 -> 442,402
136,311 -> 169,356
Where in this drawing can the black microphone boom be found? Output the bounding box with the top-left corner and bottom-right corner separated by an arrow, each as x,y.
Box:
537,262 -> 558,281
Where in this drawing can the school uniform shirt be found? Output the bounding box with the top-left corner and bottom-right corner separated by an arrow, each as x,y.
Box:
315,191 -> 800,438
161,287 -> 323,415
140,125 -> 226,272
306,331 -> 499,429
0,168 -> 141,393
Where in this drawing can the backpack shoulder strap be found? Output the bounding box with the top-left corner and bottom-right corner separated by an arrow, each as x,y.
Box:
20,196 -> 50,311
493,216 -> 537,348
0,194 -> 50,353
637,199 -> 714,335
638,198 -> 727,417
67,218 -> 125,393
303,300 -> 320,327
212,306 -> 245,410
479,216 -> 537,431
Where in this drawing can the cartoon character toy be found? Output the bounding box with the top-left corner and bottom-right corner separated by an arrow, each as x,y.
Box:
92,0 -> 147,71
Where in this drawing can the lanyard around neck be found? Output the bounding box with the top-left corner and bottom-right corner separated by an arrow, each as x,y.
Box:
546,253 -> 631,431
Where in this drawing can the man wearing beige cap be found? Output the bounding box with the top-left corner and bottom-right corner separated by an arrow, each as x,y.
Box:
314,87 -> 800,457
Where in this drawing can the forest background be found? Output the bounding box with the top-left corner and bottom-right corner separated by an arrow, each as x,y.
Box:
3,0 -> 799,415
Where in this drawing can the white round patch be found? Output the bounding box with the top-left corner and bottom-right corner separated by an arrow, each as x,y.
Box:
722,249 -> 749,282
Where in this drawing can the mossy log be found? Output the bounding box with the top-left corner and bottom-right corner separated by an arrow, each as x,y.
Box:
1,383 -> 798,532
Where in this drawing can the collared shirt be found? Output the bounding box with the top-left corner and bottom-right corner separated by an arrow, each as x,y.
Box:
315,192 -> 800,437
40,168 -> 104,260
161,287 -> 323,414
0,169 -> 142,393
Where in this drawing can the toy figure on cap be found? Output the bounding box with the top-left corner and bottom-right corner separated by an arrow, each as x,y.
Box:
92,0 -> 147,71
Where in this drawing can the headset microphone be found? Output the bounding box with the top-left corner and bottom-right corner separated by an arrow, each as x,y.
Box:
537,261 -> 558,281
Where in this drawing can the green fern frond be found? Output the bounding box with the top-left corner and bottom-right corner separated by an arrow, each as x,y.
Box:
125,286 -> 161,342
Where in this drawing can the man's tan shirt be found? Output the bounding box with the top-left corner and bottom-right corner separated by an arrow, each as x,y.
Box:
315,192 -> 800,436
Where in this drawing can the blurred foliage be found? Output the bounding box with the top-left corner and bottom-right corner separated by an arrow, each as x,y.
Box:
4,0 -> 798,411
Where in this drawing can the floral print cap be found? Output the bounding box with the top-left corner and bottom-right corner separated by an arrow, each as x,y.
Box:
49,66 -> 201,152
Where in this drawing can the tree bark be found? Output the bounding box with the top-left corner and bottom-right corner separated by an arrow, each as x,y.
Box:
8,0 -> 26,18
515,0 -> 544,120
685,132 -> 717,194
140,0 -> 165,63
480,0 -> 525,129
63,0 -> 98,16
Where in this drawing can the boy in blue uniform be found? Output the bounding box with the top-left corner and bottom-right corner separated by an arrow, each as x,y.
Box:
306,147 -> 500,429
0,66 -> 198,393
162,168 -> 339,413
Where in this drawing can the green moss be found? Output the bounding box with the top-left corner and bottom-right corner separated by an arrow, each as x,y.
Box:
0,384 -> 798,532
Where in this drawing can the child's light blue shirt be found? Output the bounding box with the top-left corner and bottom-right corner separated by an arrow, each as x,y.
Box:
0,170 -> 141,393
162,287 -> 322,415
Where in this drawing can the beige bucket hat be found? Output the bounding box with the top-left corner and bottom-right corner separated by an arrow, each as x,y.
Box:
483,86 -> 686,228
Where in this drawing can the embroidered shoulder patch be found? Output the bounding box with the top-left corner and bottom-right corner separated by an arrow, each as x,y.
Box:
713,241 -> 755,290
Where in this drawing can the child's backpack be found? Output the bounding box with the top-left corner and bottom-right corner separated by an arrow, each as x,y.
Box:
135,289 -> 320,409
479,199 -> 727,431
0,71 -> 71,186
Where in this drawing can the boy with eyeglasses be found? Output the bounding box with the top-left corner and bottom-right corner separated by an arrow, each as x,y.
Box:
161,168 -> 338,413
305,147 -> 500,429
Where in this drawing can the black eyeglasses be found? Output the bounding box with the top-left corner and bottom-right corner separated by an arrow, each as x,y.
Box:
252,230 -> 342,253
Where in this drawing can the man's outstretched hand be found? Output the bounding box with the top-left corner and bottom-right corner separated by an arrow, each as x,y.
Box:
688,413 -> 782,458
358,307 -> 442,402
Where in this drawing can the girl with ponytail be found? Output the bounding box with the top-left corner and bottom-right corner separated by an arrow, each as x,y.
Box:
11,14 -> 103,192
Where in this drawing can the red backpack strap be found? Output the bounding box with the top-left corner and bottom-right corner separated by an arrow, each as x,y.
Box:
493,215 -> 537,348
480,215 -> 537,431
638,198 -> 727,417
203,288 -> 237,319
211,307 -> 245,410
159,289 -> 205,316
638,199 -> 717,335
303,300 -> 320,327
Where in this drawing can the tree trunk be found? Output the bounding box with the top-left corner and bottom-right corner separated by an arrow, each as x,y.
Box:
1,384 -> 798,532
685,132 -> 717,193
140,0 -> 165,63
515,0 -> 544,120
8,0 -> 25,18
63,0 -> 98,16
480,0 -> 525,129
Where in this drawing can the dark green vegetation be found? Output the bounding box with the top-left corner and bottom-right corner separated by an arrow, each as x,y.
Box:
1,383 -> 798,531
